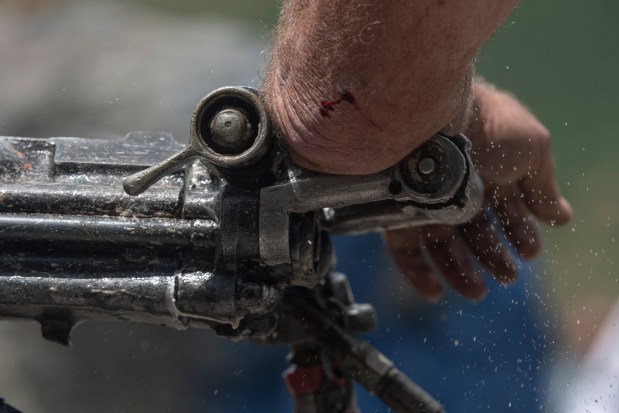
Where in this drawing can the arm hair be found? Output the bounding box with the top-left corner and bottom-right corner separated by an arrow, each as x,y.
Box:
264,0 -> 518,174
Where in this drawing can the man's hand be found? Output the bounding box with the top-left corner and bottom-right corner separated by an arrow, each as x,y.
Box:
263,0 -> 573,301
385,81 -> 572,301
264,0 -> 519,175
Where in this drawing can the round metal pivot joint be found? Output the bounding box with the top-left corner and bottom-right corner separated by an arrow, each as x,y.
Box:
397,135 -> 467,204
417,157 -> 437,176
122,86 -> 271,196
190,86 -> 272,168
209,108 -> 251,151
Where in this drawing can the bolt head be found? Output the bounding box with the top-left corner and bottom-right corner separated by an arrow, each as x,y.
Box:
209,108 -> 250,150
417,157 -> 437,176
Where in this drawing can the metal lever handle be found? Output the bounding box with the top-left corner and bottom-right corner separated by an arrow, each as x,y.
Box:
123,146 -> 198,195
123,86 -> 271,196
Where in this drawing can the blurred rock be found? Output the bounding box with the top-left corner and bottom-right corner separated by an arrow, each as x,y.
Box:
0,0 -> 268,140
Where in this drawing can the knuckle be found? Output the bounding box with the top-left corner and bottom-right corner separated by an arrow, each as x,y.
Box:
535,126 -> 552,153
527,125 -> 552,176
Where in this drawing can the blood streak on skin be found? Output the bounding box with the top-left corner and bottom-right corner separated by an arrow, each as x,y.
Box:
319,90 -> 357,117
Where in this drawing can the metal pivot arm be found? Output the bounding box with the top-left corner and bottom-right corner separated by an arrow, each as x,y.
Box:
258,133 -> 483,275
0,86 -> 484,412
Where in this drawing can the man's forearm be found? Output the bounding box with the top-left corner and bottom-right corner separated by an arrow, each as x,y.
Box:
264,0 -> 518,174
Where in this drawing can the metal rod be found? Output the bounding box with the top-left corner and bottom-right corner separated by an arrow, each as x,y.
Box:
0,213 -> 218,248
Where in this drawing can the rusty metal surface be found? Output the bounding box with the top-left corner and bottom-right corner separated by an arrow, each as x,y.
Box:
0,86 -> 481,413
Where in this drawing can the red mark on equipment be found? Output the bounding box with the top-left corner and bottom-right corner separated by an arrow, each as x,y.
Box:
319,90 -> 356,117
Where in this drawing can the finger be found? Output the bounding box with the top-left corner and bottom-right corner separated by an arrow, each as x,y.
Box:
490,185 -> 541,259
422,226 -> 487,301
458,208 -> 518,284
519,137 -> 573,226
385,228 -> 442,302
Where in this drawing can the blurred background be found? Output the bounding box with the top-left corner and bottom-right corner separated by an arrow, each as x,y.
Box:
480,0 -> 619,318
0,0 -> 617,412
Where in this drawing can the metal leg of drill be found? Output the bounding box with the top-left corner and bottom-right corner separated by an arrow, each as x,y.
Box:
283,343 -> 359,413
